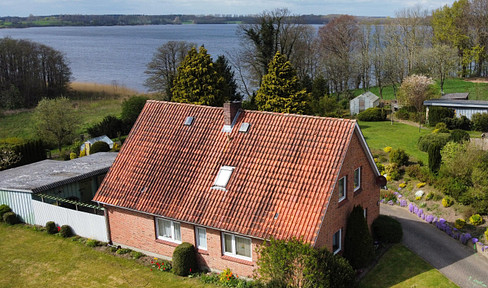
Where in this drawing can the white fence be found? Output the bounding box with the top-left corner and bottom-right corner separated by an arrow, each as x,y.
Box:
32,200 -> 108,242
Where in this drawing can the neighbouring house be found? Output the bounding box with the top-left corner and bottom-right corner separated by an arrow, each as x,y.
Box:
80,135 -> 114,155
0,152 -> 116,241
424,99 -> 488,120
350,91 -> 380,115
93,101 -> 383,277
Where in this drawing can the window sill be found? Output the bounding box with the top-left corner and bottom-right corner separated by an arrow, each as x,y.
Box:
354,188 -> 362,196
197,249 -> 209,255
221,255 -> 254,266
155,238 -> 180,247
337,198 -> 348,208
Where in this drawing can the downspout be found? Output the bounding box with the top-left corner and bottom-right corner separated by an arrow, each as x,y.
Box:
103,205 -> 112,245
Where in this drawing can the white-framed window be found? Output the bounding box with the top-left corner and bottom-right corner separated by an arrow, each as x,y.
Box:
333,229 -> 342,254
196,227 -> 207,250
156,218 -> 181,243
338,176 -> 346,202
213,166 -> 235,189
354,167 -> 361,191
222,232 -> 252,260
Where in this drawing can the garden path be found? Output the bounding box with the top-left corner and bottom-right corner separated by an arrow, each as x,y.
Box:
381,204 -> 488,288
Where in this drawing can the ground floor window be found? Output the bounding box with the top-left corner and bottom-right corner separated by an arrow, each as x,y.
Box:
333,229 -> 342,254
222,232 -> 252,260
156,218 -> 181,243
196,227 -> 207,250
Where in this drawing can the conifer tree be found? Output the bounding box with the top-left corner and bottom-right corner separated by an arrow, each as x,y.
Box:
171,46 -> 225,107
255,52 -> 309,114
214,55 -> 242,102
344,205 -> 375,270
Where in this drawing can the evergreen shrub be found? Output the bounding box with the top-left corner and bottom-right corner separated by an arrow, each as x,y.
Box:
454,218 -> 466,229
449,129 -> 470,143
442,197 -> 454,208
3,212 -> 19,225
357,107 -> 387,121
372,215 -> 403,243
389,148 -> 409,166
344,205 -> 374,269
90,141 -> 110,154
60,225 -> 73,238
469,214 -> 483,226
428,106 -> 454,126
417,133 -> 450,152
0,204 -> 12,221
428,143 -> 442,173
172,242 -> 198,276
45,221 -> 58,234
472,113 -> 488,132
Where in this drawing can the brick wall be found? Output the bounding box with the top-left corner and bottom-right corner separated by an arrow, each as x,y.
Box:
315,130 -> 380,252
107,207 -> 259,277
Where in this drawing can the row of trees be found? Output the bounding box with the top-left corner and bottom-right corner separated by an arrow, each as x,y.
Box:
0,38 -> 71,109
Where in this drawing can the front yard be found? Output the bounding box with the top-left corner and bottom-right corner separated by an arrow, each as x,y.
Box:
0,223 -> 216,288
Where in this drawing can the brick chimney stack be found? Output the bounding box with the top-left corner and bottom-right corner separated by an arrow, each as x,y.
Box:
223,101 -> 241,126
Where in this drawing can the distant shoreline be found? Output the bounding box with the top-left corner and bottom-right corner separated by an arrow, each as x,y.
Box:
0,14 -> 388,29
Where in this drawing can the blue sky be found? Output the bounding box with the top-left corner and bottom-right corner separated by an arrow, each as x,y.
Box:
0,0 -> 455,17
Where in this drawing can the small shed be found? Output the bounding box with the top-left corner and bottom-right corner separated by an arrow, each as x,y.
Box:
424,99 -> 488,120
350,92 -> 380,115
80,135 -> 114,155
441,93 -> 469,100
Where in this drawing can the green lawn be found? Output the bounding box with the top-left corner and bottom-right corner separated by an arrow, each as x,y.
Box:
360,244 -> 458,288
358,120 -> 431,164
0,223 -> 216,288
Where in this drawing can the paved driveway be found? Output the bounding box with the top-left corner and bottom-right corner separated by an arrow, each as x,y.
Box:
381,204 -> 488,288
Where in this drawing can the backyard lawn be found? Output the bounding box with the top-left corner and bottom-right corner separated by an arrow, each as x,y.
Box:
0,223 -> 216,288
358,120 -> 431,164
360,244 -> 458,288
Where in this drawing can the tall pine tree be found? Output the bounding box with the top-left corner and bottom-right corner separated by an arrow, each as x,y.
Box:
344,205 -> 375,270
214,55 -> 242,102
255,52 -> 309,114
171,46 -> 225,107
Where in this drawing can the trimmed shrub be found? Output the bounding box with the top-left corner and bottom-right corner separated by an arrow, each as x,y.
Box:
469,214 -> 483,226
60,225 -> 73,238
90,141 -> 110,154
389,149 -> 409,166
344,205 -> 374,269
472,112 -> 488,132
0,204 -> 12,221
46,221 -> 58,234
428,106 -> 454,126
309,248 -> 357,288
442,197 -> 454,208
3,212 -> 19,225
172,242 -> 198,276
443,116 -> 471,130
428,142 -> 442,173
372,215 -> 403,243
454,218 -> 466,229
357,107 -> 387,121
417,133 -> 450,152
449,129 -> 470,143
433,122 -> 449,133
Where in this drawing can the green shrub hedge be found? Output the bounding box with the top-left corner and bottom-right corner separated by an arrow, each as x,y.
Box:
357,107 -> 387,121
0,204 -> 12,221
428,107 -> 454,127
469,214 -> 483,226
172,242 -> 198,276
372,215 -> 403,243
417,133 -> 450,152
449,129 -> 470,143
46,221 -> 58,234
90,141 -> 110,154
389,148 -> 409,166
3,212 -> 19,225
60,225 -> 73,238
472,113 -> 488,132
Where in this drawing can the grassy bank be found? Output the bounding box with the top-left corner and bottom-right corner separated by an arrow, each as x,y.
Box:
360,244 -> 458,288
0,223 -> 216,288
358,120 -> 431,164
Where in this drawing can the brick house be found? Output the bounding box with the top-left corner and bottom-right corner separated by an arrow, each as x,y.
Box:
93,101 -> 382,277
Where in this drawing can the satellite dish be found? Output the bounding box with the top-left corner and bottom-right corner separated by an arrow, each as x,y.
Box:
376,176 -> 387,187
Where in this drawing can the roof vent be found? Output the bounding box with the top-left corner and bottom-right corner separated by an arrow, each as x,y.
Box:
239,122 -> 250,133
184,116 -> 194,126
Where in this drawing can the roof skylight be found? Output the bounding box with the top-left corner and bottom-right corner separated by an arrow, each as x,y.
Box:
184,116 -> 194,126
212,166 -> 235,189
239,122 -> 250,133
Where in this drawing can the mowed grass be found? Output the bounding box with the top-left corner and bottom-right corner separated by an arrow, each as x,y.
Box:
358,120 -> 431,164
360,244 -> 458,288
0,223 -> 216,288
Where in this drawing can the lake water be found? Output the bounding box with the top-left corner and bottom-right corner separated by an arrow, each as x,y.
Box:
0,25 -> 242,92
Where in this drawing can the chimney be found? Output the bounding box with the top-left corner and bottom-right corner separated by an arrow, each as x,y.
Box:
223,101 -> 241,126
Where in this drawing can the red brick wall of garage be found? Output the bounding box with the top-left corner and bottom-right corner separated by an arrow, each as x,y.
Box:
314,130 -> 380,252
106,206 -> 259,277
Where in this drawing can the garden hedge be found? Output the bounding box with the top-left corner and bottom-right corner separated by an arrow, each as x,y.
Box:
372,215 -> 403,243
172,242 -> 198,276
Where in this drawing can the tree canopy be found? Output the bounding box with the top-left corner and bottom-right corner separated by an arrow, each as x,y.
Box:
255,52 -> 309,114
33,97 -> 78,151
171,46 -> 226,107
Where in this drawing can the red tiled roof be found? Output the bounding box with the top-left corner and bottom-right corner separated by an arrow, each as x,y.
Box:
94,101 -> 358,244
